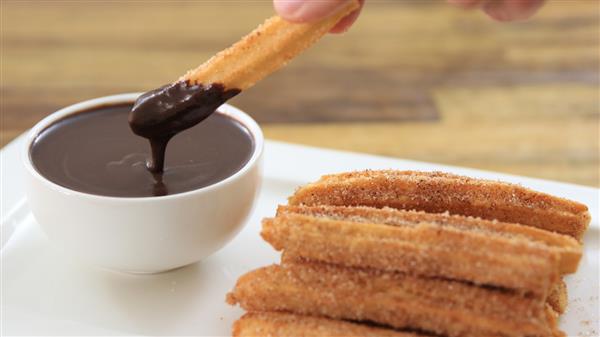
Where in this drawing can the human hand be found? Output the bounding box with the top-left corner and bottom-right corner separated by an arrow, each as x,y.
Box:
448,0 -> 545,21
273,0 -> 365,33
273,0 -> 545,33
273,0 -> 544,35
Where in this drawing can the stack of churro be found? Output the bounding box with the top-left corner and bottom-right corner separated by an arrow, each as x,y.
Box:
227,170 -> 590,337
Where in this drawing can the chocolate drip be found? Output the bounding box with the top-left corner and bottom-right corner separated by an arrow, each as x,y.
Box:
129,80 -> 240,173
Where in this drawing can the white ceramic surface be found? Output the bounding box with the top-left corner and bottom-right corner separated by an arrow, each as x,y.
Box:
19,95 -> 264,273
2,137 -> 598,336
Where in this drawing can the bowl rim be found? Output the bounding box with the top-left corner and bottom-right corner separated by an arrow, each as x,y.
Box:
21,93 -> 264,203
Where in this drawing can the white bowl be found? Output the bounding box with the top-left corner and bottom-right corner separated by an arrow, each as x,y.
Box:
21,93 -> 263,273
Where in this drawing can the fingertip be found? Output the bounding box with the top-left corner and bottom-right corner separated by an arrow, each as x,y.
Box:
274,0 -> 352,23
483,0 -> 545,22
329,9 -> 360,33
482,5 -> 512,22
329,0 -> 363,34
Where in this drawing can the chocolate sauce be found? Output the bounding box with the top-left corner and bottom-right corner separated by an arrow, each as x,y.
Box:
129,80 -> 240,173
30,103 -> 254,197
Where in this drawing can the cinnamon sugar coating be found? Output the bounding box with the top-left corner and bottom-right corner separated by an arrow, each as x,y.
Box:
547,280 -> 568,314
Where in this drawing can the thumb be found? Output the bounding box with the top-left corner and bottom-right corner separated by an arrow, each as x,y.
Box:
274,0 -> 352,22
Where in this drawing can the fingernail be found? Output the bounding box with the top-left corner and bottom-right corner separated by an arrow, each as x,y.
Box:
274,0 -> 305,21
483,1 -> 513,21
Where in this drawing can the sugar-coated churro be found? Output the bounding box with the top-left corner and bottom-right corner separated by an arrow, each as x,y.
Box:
181,0 -> 360,91
263,207 -> 563,294
270,205 -> 582,274
282,254 -> 568,322
227,261 -> 558,337
288,170 -> 591,240
232,312 -> 427,337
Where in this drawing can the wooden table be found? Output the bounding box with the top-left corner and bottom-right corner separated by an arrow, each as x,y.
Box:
2,1 -> 598,186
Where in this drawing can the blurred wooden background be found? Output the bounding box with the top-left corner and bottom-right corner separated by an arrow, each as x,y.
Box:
1,1 -> 598,186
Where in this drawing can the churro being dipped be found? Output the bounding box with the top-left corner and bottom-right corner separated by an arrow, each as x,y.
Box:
288,170 -> 591,240
128,0 -> 360,173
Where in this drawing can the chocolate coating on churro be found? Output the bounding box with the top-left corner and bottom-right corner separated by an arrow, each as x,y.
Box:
129,81 -> 240,173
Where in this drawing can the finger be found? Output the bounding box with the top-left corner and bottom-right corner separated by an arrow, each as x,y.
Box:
274,0 -> 353,23
447,0 -> 484,9
483,0 -> 545,22
329,0 -> 364,34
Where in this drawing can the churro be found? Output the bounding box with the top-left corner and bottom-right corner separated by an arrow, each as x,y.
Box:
233,312 -> 426,337
269,205 -> 582,274
288,170 -> 591,240
181,0 -> 360,91
227,261 -> 558,337
263,210 -> 561,294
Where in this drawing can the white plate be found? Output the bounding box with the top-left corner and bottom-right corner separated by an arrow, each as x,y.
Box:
2,135 -> 599,336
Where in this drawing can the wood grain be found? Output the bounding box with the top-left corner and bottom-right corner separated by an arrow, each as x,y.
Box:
1,1 -> 598,186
